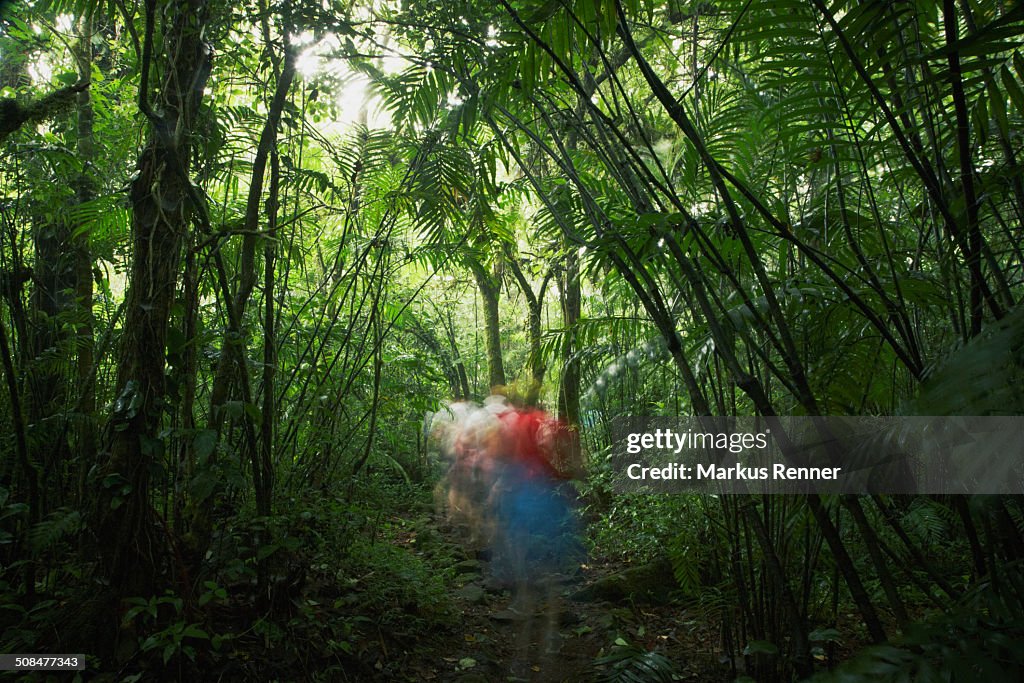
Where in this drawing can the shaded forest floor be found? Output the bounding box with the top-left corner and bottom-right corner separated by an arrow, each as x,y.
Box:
372,504 -> 730,683
1,485 -> 732,682
6,484 -> 995,682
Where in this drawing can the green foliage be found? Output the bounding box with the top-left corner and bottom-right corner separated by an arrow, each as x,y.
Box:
912,305 -> 1024,416
341,534 -> 454,634
586,491 -> 681,562
810,593 -> 1024,682
899,498 -> 954,550
122,593 -> 212,667
594,637 -> 678,683
27,508 -> 81,556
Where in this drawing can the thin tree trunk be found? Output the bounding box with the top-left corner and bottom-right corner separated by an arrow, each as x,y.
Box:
196,31 -> 295,557
0,316 -> 38,598
469,260 -> 506,389
505,252 -> 549,404
805,494 -> 887,643
843,495 -> 909,625
72,11 -> 97,502
207,40 -> 296,444
943,0 -> 984,336
558,247 -> 581,428
744,500 -> 813,677
260,149 -> 280,507
953,496 -> 987,579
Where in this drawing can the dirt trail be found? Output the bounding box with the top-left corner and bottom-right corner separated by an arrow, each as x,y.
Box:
418,519 -> 602,682
399,512 -> 725,683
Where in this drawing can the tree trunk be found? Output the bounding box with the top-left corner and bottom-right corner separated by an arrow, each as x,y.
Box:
96,0 -> 212,595
558,246 -> 581,427
843,495 -> 909,625
469,260 -> 505,390
261,149 -> 280,515
0,316 -> 38,598
73,11 -> 97,500
450,329 -> 471,400
805,494 -> 887,643
505,252 -> 549,404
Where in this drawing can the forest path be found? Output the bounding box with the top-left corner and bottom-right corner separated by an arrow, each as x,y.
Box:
427,521 -> 600,682
391,505 -> 725,683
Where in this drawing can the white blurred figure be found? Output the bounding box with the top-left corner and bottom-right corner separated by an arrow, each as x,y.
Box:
431,400 -> 503,550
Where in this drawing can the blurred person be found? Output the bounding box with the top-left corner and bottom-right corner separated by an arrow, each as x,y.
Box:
486,387 -> 585,676
430,387 -> 586,677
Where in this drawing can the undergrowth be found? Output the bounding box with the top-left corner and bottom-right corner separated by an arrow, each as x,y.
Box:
0,474 -> 457,681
